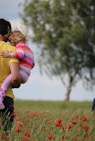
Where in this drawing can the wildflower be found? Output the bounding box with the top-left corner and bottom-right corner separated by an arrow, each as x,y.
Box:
16,121 -> 24,126
72,120 -> 77,125
62,135 -> 66,139
65,124 -> 72,129
83,133 -> 89,137
24,130 -> 31,137
16,127 -> 22,132
74,115 -> 79,119
55,119 -> 62,127
41,127 -> 46,131
48,134 -> 53,140
0,133 -> 9,141
14,109 -> 18,118
27,112 -> 39,117
81,116 -> 88,122
62,134 -> 68,140
83,125 -> 89,132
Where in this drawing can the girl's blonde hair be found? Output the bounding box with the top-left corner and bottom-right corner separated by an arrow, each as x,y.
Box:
8,30 -> 27,45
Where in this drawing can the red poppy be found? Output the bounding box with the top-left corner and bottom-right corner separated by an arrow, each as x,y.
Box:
24,130 -> 31,137
81,116 -> 88,122
16,121 -> 24,126
72,120 -> 77,125
15,127 -> 22,132
41,127 -> 46,131
55,119 -> 62,127
27,112 -> 39,117
0,133 -> 9,141
84,133 -> 89,137
14,109 -> 18,118
48,134 -> 53,140
65,124 -> 72,129
62,134 -> 66,139
83,125 -> 89,132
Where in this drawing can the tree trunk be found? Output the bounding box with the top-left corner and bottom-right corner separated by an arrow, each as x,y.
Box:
64,74 -> 73,101
64,84 -> 72,101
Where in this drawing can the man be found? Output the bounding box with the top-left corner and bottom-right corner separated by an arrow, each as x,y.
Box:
91,98 -> 95,112
0,18 -> 22,133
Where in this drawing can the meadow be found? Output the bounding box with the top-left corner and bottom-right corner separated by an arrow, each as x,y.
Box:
0,100 -> 95,141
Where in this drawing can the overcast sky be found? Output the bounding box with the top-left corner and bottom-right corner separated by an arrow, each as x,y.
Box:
0,0 -> 95,101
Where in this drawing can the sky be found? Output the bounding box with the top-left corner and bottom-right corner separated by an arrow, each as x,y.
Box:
0,0 -> 95,102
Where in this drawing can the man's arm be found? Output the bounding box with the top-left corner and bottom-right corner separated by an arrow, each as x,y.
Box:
0,50 -> 24,59
9,62 -> 22,88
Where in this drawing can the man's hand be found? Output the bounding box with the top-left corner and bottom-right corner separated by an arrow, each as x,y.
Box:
10,62 -> 23,89
0,51 -> 9,57
11,80 -> 21,88
11,74 -> 23,88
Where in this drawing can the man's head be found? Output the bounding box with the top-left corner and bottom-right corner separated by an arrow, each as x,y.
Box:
0,18 -> 12,41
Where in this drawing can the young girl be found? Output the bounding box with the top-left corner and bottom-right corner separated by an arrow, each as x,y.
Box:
0,30 -> 35,109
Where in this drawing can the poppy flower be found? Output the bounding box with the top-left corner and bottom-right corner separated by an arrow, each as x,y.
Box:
72,120 -> 77,125
24,130 -> 31,137
16,127 -> 22,132
81,116 -> 88,122
55,119 -> 62,127
65,124 -> 72,129
48,134 -> 53,140
16,121 -> 24,126
83,125 -> 89,132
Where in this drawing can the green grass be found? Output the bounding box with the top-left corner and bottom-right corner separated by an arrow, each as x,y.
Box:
0,100 -> 94,141
14,100 -> 92,112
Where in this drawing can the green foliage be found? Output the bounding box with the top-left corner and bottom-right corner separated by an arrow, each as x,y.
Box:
20,0 -> 95,94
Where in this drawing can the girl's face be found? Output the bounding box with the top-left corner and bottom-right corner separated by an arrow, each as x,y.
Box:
10,40 -> 16,46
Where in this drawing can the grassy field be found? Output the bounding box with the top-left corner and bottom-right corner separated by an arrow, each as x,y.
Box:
0,100 -> 95,141
14,100 -> 92,112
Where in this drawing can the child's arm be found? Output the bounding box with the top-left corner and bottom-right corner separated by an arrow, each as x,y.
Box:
0,49 -> 24,59
9,49 -> 24,59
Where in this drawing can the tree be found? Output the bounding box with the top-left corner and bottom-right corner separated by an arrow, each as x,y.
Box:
20,0 -> 95,101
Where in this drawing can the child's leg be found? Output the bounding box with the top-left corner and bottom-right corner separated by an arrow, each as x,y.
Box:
1,70 -> 29,91
19,70 -> 29,83
1,74 -> 12,91
0,70 -> 28,108
0,74 -> 12,108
